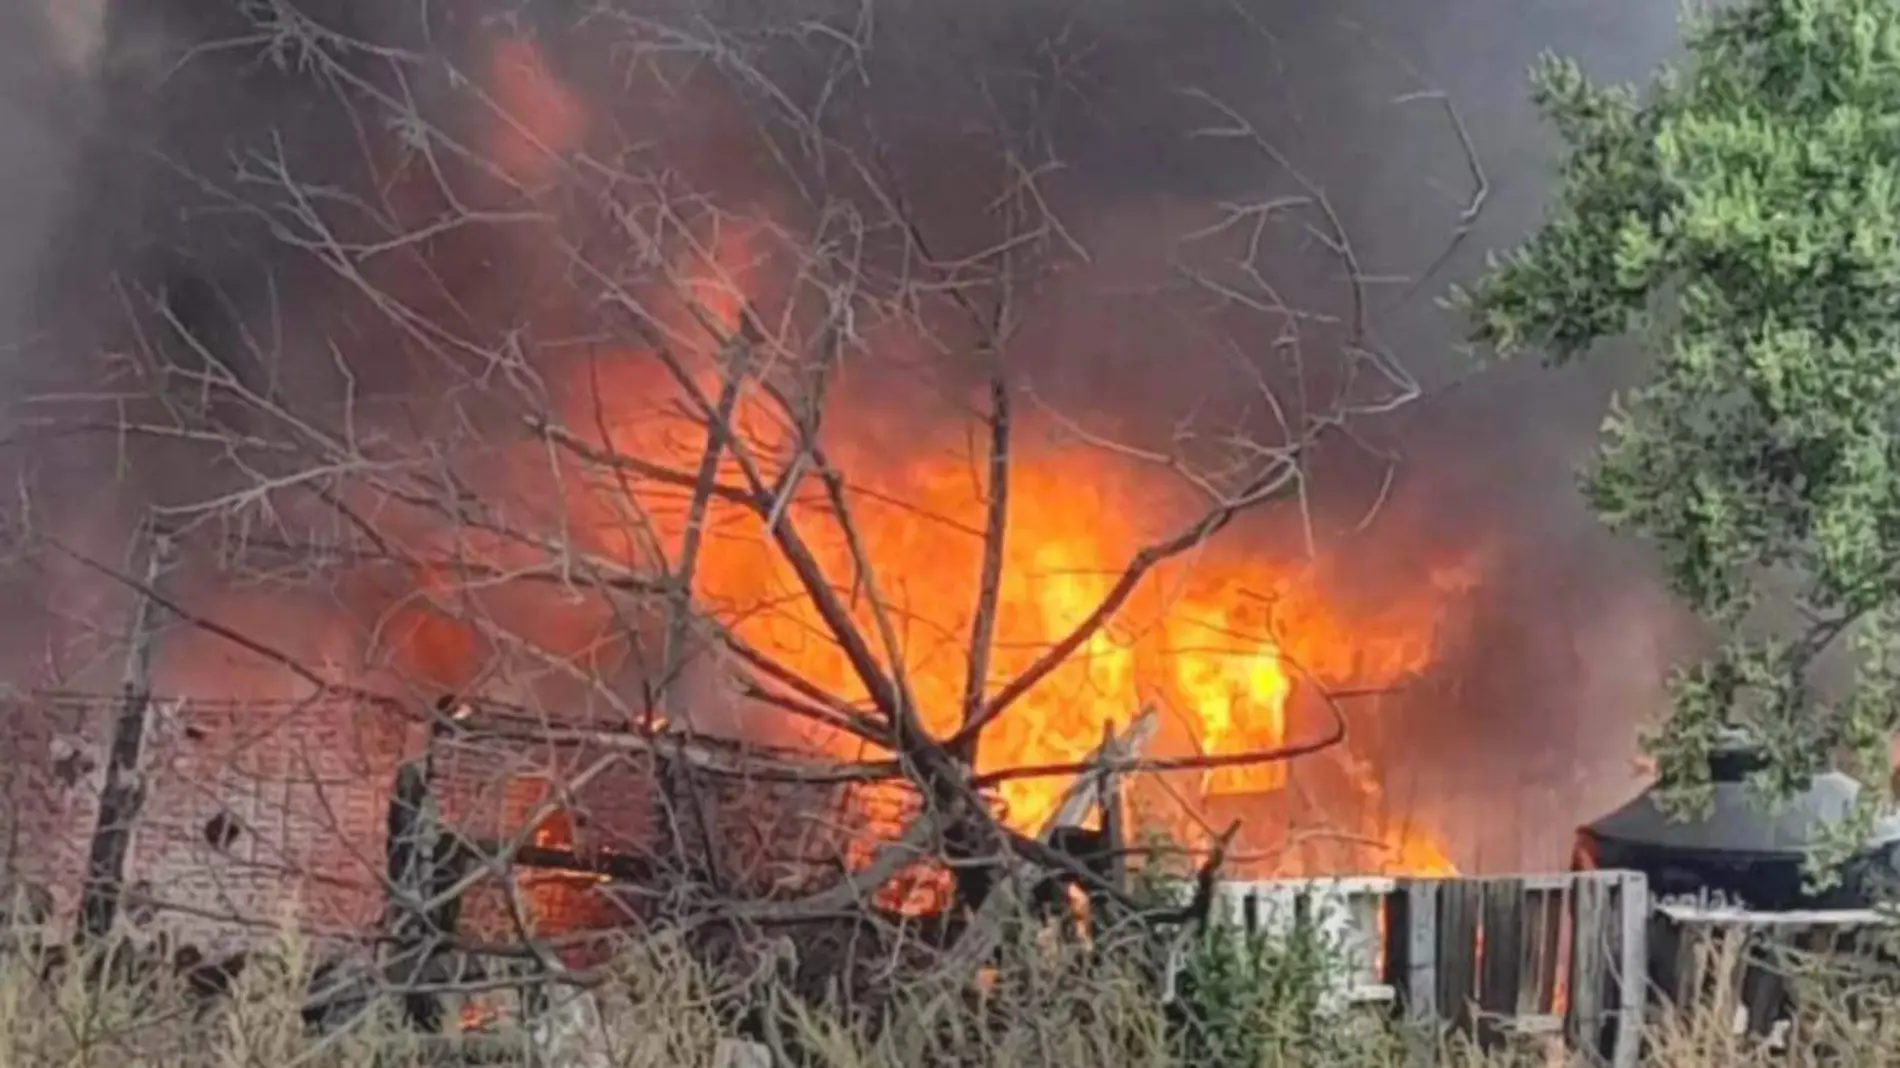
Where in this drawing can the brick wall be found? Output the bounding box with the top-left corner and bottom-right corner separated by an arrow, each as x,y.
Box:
2,693 -> 414,950
130,698 -> 415,946
6,693 -> 898,953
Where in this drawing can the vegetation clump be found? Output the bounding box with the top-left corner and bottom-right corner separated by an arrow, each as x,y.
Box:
1461,0 -> 1900,837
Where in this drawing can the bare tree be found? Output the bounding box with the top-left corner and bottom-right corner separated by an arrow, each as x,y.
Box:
3,0 -> 1481,1011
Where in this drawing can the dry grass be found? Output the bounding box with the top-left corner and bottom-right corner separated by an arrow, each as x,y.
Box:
1,918 -> 1898,1068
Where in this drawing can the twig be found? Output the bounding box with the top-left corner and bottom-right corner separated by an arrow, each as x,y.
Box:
956,367 -> 1011,761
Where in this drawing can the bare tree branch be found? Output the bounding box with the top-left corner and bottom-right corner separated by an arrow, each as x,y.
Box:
948,451 -> 1307,753
956,368 -> 1011,761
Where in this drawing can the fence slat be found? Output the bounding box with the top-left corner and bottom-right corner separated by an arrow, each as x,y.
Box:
1740,926 -> 1797,1040
1436,880 -> 1481,1036
1566,877 -> 1609,1063
1648,909 -> 1692,1011
1533,885 -> 1565,1014
1608,873 -> 1649,1068
1478,878 -> 1525,1050
1386,879 -> 1439,1066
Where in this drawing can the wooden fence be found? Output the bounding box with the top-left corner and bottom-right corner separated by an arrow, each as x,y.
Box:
1214,871 -> 1651,1065
1648,901 -> 1895,1046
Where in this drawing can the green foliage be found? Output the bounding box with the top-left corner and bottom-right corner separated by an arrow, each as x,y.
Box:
1454,0 -> 1900,829
1167,914 -> 1393,1067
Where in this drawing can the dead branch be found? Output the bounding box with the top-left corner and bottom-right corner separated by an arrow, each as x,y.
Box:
711,812 -> 939,927
595,288 -> 921,745
947,450 -> 1307,753
44,535 -> 397,709
955,367 -> 1011,761
970,711 -> 1343,789
806,444 -> 922,736
655,324 -> 756,720
452,718 -> 903,785
11,1 -> 1456,989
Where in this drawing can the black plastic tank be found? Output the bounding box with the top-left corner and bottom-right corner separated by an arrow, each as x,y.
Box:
1573,734 -> 1900,910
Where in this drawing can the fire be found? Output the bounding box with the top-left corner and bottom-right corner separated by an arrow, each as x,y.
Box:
459,1001 -> 503,1033
573,388 -> 1473,840
454,34 -> 1478,884
1381,830 -> 1458,877
532,811 -> 574,850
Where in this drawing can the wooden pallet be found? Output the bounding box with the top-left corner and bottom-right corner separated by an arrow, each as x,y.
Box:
1215,871 -> 1649,1065
1648,901 -> 1895,1045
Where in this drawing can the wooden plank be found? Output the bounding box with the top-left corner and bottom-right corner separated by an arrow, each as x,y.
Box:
1097,727 -> 1127,898
1436,879 -> 1481,1040
1566,877 -> 1609,1064
1609,872 -> 1649,1068
1350,890 -> 1384,991
1406,881 -> 1439,1018
1390,877 -> 1428,1064
1532,885 -> 1566,1014
1384,879 -> 1438,1067
1516,887 -> 1545,1014
1652,903 -> 1891,926
1477,878 -> 1525,1051
1739,926 -> 1795,1040
1383,880 -> 1413,1006
76,529 -> 175,944
478,841 -> 657,882
1647,909 -> 1691,1012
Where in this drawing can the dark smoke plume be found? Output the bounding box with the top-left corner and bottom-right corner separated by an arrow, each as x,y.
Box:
5,0 -> 1696,872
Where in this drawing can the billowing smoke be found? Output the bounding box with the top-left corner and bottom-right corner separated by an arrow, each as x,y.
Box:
4,0 -> 1698,872
0,0 -> 108,680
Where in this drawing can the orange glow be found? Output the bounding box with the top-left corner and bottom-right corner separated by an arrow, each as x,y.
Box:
486,36 -> 586,186
1381,830 -> 1458,877
624,442 -> 1469,834
385,568 -> 483,693
533,809 -> 575,850
528,217 -> 1488,879
442,37 -> 1480,890
459,1001 -> 504,1033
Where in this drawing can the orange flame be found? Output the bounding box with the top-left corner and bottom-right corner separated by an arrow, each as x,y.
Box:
543,222 -> 1486,855
462,38 -> 1476,882
575,388 -> 1472,847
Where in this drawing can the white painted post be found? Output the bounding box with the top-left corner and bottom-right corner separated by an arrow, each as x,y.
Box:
1610,872 -> 1649,1068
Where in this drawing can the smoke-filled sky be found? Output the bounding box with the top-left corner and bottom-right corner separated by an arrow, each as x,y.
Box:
0,0 -> 1695,870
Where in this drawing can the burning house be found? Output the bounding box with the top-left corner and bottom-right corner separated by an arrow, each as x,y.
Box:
0,0 -> 1703,970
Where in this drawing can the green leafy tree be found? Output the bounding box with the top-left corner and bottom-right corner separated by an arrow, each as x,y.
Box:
1456,0 -> 1900,823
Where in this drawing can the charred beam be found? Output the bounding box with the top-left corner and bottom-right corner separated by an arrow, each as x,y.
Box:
76,526 -> 175,946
